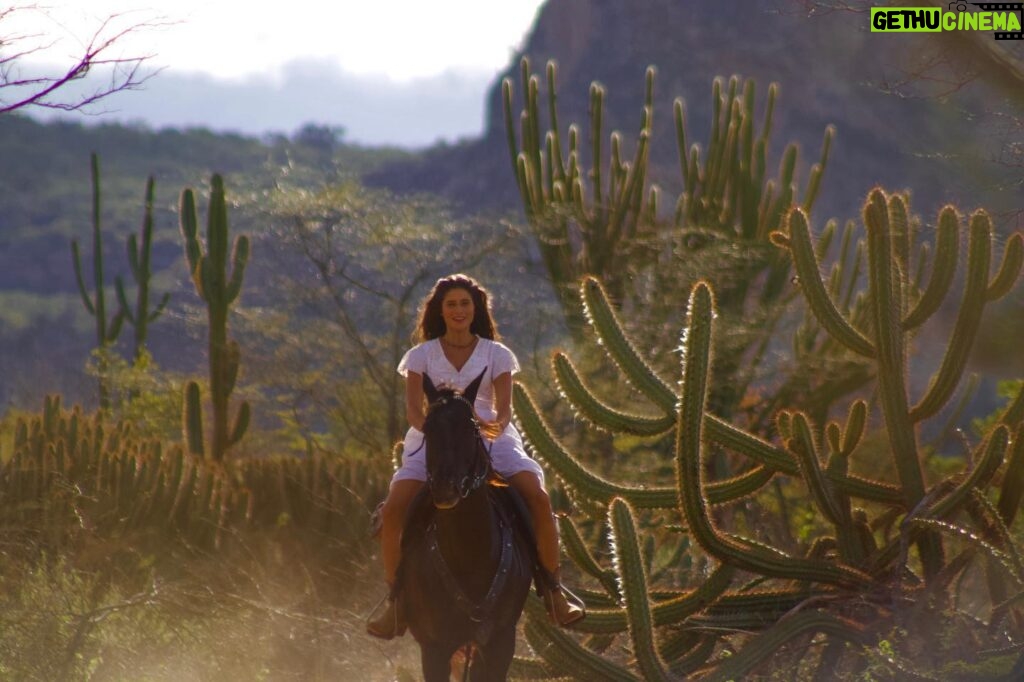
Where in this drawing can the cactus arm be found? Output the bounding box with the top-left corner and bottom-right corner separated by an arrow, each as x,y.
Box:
986,232 -> 1024,301
514,384 -> 770,509
501,79 -> 521,187
552,352 -> 673,435
910,211 -> 993,422
871,430 -> 1012,575
903,206 -> 959,329
120,174 -> 169,358
676,283 -> 871,588
708,465 -> 775,502
997,424 -> 1024,524
907,518 -> 1023,586
773,208 -> 875,358
706,413 -> 903,505
969,487 -> 1024,578
149,293 -> 171,322
114,275 -> 135,325
864,190 -> 946,579
674,98 -> 688,191
523,599 -> 641,681
229,402 -> 250,448
788,412 -> 845,525
514,384 -> 675,508
888,193 -> 912,278
802,125 -> 833,211
699,612 -> 869,682
864,191 -> 925,501
560,515 -> 620,596
929,424 -> 1010,520
580,277 -> 676,411
89,154 -> 108,336
225,235 -> 250,304
546,62 -> 567,186
508,656 -> 559,680
179,188 -> 201,290
106,307 -> 126,344
71,240 -> 97,315
841,400 -> 868,457
653,563 -> 734,626
608,498 -> 674,682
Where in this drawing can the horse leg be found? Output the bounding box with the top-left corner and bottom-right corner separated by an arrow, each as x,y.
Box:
472,625 -> 518,682
421,643 -> 456,682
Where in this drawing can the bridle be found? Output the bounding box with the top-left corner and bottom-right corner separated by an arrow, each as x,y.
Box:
422,390 -> 512,649
424,391 -> 494,499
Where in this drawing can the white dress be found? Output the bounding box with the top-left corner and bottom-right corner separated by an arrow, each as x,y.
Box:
391,337 -> 545,485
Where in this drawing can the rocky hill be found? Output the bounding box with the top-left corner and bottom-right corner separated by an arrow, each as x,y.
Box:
367,0 -> 1019,228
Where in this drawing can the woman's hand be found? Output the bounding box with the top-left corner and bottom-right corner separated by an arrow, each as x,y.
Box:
478,418 -> 505,441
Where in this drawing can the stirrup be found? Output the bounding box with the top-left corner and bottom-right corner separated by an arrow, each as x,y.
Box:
366,593 -> 406,640
544,583 -> 586,627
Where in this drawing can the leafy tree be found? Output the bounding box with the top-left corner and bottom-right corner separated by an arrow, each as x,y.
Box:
244,180 -> 522,457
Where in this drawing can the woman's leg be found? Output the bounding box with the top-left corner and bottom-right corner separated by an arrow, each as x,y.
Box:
508,472 -> 585,626
508,472 -> 559,573
380,479 -> 425,584
367,478 -> 423,639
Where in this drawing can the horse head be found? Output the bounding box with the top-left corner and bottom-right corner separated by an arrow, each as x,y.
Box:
422,368 -> 490,510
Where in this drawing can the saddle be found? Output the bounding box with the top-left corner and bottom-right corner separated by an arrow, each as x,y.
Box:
387,479 -> 547,604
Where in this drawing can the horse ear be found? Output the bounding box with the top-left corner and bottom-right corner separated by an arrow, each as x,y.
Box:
422,373 -> 440,403
463,367 -> 487,404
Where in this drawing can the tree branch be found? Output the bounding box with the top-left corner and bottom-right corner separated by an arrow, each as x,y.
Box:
0,6 -> 168,114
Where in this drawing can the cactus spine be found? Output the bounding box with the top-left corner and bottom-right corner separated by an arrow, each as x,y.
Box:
115,175 -> 170,361
71,153 -> 126,409
179,175 -> 250,461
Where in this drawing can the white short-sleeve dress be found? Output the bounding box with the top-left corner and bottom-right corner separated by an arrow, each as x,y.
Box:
392,337 -> 545,485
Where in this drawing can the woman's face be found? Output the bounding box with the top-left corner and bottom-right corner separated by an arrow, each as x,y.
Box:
441,287 -> 475,334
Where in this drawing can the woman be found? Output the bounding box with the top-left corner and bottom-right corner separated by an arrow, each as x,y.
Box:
367,273 -> 585,639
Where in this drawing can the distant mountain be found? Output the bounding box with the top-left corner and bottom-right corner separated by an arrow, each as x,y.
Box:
367,0 -> 1019,228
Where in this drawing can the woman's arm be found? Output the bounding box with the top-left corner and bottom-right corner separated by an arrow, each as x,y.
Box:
406,371 -> 426,431
480,371 -> 512,440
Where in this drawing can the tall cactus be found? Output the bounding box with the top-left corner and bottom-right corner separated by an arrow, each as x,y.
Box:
504,59 -> 844,420
511,188 -> 1024,679
179,174 -> 250,461
71,153 -> 126,410
115,175 -> 170,362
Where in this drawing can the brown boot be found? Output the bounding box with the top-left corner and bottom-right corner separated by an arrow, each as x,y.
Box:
366,592 -> 406,640
543,572 -> 586,627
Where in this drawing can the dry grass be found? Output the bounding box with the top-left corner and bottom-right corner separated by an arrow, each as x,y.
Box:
0,530 -> 427,681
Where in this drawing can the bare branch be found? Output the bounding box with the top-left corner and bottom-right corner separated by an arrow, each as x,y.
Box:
0,5 -> 170,114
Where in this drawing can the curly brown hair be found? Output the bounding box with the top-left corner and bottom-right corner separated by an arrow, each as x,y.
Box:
414,273 -> 500,343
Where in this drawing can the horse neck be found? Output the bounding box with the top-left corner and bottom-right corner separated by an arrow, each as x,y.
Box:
434,486 -> 499,591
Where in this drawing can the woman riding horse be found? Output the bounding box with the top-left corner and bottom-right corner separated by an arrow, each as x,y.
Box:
367,273 -> 585,638
399,370 -> 534,680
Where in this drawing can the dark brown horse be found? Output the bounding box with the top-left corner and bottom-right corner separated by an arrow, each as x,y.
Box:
397,369 -> 535,681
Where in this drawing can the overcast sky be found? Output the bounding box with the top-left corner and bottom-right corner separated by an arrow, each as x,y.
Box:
5,1 -> 545,147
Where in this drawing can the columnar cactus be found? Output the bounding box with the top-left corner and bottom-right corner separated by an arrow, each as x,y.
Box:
179,175 -> 250,461
115,175 -> 170,362
511,189 -> 1024,678
71,153 -> 125,409
503,59 -> 844,421
1,397 -> 389,553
